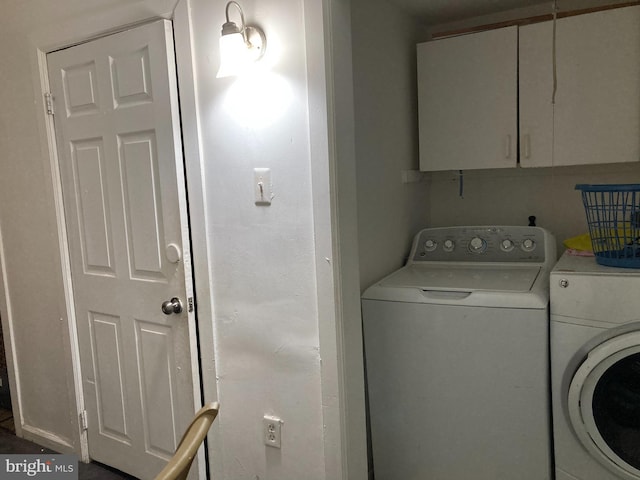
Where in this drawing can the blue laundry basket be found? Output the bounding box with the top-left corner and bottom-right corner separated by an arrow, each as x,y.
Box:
576,184 -> 640,268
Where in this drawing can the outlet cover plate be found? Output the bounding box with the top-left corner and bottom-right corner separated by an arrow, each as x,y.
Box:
263,415 -> 282,448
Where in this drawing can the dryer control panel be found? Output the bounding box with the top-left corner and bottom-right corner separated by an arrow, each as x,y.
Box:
410,226 -> 551,264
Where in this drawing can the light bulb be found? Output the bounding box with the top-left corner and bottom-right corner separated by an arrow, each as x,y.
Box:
217,32 -> 250,78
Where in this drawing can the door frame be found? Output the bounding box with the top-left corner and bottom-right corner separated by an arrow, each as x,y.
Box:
15,0 -> 218,472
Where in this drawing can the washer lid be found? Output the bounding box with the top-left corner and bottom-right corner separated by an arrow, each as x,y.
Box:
379,264 -> 541,293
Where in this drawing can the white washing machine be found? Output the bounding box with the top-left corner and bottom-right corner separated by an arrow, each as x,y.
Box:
551,253 -> 640,480
362,226 -> 556,480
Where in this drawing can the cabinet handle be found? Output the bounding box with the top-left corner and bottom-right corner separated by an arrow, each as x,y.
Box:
523,134 -> 531,159
504,135 -> 512,159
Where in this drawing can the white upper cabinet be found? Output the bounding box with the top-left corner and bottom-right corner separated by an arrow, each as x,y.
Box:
519,20 -> 553,168
418,5 -> 640,171
553,6 -> 640,166
417,26 -> 518,171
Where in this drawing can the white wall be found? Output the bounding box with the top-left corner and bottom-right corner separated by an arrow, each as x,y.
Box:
0,1 -> 367,479
0,28 -> 77,446
188,0 -> 332,478
308,0 -> 369,478
351,0 -> 430,290
428,164 -> 640,255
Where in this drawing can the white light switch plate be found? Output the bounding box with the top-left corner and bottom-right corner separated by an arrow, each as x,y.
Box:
254,168 -> 272,205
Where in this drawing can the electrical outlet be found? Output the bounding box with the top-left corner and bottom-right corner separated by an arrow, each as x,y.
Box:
263,415 -> 282,448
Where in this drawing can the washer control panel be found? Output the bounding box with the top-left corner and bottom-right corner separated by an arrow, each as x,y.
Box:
411,226 -> 547,263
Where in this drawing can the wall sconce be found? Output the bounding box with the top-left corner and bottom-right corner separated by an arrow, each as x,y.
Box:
216,1 -> 267,78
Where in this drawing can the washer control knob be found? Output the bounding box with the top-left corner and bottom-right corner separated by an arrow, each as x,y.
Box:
424,239 -> 437,252
500,239 -> 515,252
521,238 -> 536,252
468,236 -> 487,254
443,239 -> 455,252
559,279 -> 569,288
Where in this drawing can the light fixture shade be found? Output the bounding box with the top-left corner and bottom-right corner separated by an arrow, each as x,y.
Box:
217,31 -> 251,78
217,2 -> 266,78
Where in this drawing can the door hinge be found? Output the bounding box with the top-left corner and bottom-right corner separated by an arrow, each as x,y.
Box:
44,92 -> 54,115
79,410 -> 88,431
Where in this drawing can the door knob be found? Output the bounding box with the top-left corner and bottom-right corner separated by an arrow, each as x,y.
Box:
161,297 -> 183,315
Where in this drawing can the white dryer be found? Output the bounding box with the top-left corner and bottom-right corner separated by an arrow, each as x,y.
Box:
362,226 -> 556,480
551,254 -> 640,480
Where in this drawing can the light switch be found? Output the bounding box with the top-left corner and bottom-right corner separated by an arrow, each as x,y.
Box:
254,168 -> 272,205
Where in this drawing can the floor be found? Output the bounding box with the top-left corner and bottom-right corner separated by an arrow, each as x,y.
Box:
0,407 -> 14,433
0,407 -> 136,479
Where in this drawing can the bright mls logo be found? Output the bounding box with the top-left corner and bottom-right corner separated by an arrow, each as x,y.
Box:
0,455 -> 77,480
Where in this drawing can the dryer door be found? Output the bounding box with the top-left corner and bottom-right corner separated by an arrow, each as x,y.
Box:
569,331 -> 640,480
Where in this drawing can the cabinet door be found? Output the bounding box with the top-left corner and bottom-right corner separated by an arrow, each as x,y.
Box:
519,21 -> 554,168
417,26 -> 517,171
554,6 -> 640,166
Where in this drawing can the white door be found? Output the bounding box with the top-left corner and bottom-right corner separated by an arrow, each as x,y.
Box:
47,20 -> 201,479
